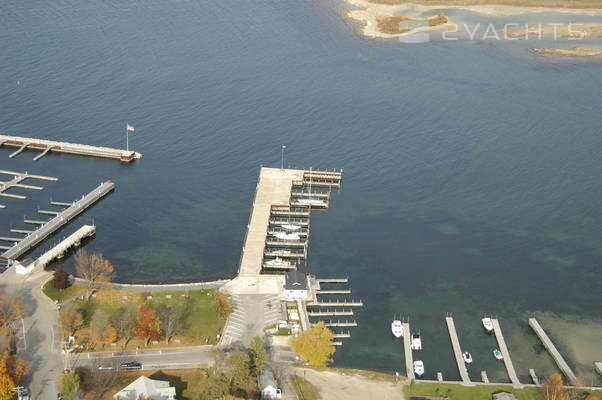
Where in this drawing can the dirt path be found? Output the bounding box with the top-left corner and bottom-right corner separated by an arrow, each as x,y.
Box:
294,368 -> 406,400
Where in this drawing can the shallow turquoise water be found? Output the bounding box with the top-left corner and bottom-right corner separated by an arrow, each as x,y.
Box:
0,0 -> 600,382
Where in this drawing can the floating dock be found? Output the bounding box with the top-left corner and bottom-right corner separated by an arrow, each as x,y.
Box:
491,318 -> 522,388
403,322 -> 415,381
307,309 -> 353,317
529,369 -> 539,385
0,134 -> 142,163
595,362 -> 602,377
35,225 -> 96,268
445,316 -> 472,385
0,170 -> 58,208
529,318 -> 578,385
481,371 -> 489,383
1,181 -> 114,260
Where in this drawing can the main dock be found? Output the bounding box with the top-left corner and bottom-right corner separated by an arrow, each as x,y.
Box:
403,322 -> 415,382
1,181 -> 114,260
0,134 -> 142,163
491,318 -> 522,388
445,316 -> 472,385
529,318 -> 578,385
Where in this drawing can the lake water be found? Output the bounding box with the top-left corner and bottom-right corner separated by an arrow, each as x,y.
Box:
1,0 -> 600,384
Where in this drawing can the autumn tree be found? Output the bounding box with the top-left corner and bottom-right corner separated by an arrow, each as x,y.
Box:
541,373 -> 567,400
0,294 -> 23,336
0,351 -> 28,399
52,268 -> 71,289
90,309 -> 117,348
110,302 -> 138,349
217,396 -> 246,400
290,321 -> 335,367
60,372 -> 81,400
248,335 -> 268,375
75,249 -> 114,300
212,290 -> 233,319
223,350 -> 253,397
134,305 -> 162,346
156,299 -> 185,345
59,303 -> 84,337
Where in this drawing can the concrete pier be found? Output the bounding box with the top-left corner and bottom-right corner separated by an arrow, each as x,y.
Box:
481,371 -> 489,383
529,318 -> 578,385
316,278 -> 348,284
0,134 -> 142,162
437,372 -> 443,382
529,369 -> 539,385
0,169 -> 58,208
10,229 -> 32,234
403,322 -> 415,381
492,318 -> 522,388
35,225 -> 96,269
307,310 -> 353,317
1,181 -> 114,260
314,300 -> 363,307
320,320 -> 357,327
445,316 -> 472,385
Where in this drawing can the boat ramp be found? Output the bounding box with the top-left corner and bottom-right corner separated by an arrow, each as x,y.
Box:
0,134 -> 142,163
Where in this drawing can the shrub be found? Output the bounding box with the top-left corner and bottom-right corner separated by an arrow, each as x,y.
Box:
52,268 -> 70,289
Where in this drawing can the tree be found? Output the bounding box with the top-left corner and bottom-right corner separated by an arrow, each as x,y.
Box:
217,396 -> 246,400
290,321 -> 335,367
90,309 -> 116,348
0,351 -> 28,399
212,290 -> 232,319
52,268 -> 71,289
60,372 -> 81,400
584,395 -> 599,400
541,373 -> 567,400
110,302 -> 138,349
248,336 -> 268,375
0,294 -> 23,336
74,249 -> 114,300
59,303 -> 84,337
156,299 -> 185,345
134,305 -> 162,346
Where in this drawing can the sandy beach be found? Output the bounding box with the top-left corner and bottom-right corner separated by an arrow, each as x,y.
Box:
507,23 -> 602,38
534,46 -> 602,56
344,0 -> 602,39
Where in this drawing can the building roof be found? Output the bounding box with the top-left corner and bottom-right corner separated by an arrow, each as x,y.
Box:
113,376 -> 176,400
493,392 -> 518,400
258,369 -> 278,390
284,271 -> 307,290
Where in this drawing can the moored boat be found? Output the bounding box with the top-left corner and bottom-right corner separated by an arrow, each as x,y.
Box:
413,360 -> 424,377
391,319 -> 403,338
482,317 -> 494,333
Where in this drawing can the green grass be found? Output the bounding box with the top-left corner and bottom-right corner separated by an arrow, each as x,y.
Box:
43,282 -> 86,302
408,382 -> 541,400
291,375 -> 322,400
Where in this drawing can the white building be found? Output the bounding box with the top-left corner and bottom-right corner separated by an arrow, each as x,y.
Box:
259,370 -> 282,399
283,271 -> 308,301
113,376 -> 176,400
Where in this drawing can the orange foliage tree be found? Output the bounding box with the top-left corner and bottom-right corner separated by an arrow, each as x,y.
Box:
0,294 -> 23,336
541,373 -> 567,400
90,309 -> 117,348
0,351 -> 28,399
134,305 -> 162,346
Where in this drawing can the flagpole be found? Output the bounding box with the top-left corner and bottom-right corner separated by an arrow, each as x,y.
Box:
126,122 -> 129,152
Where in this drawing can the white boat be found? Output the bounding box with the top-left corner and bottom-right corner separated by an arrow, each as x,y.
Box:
482,317 -> 494,333
391,319 -> 403,338
296,198 -> 326,207
264,257 -> 292,267
270,250 -> 292,256
273,232 -> 300,241
463,352 -> 473,364
282,224 -> 301,231
413,360 -> 424,377
411,333 -> 422,351
493,349 -> 503,360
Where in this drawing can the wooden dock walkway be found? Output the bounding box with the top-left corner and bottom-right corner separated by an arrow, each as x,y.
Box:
445,316 -> 472,385
492,318 -> 522,388
317,278 -> 348,284
0,170 -> 58,208
0,134 -> 142,162
35,225 -> 96,268
529,318 -> 578,385
307,310 -> 353,317
529,369 -> 539,385
403,322 -> 415,381
1,181 -> 114,260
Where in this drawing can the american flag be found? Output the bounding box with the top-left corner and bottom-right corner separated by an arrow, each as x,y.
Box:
126,123 -> 135,132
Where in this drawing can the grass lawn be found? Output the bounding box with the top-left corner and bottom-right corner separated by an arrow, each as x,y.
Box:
68,288 -> 226,350
43,282 -> 86,302
407,382 -> 541,400
291,375 -> 321,400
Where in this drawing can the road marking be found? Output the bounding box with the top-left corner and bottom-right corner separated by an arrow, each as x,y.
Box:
21,318 -> 27,350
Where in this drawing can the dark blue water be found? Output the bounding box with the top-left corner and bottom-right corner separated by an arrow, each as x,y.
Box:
1,0 -> 600,383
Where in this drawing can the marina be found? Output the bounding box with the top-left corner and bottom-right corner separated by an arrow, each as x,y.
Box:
0,134 -> 142,162
0,170 -> 58,208
34,225 -> 96,269
1,181 -> 114,261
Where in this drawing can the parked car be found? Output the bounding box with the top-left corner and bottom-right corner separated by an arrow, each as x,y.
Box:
98,364 -> 114,371
120,361 -> 142,370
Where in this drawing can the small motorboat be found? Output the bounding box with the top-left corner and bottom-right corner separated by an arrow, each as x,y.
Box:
411,333 -> 422,351
413,360 -> 424,377
264,257 -> 292,267
273,232 -> 300,241
391,319 -> 403,338
296,198 -> 327,207
282,223 -> 301,231
482,317 -> 494,333
270,249 -> 292,256
463,352 -> 473,364
493,349 -> 503,360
